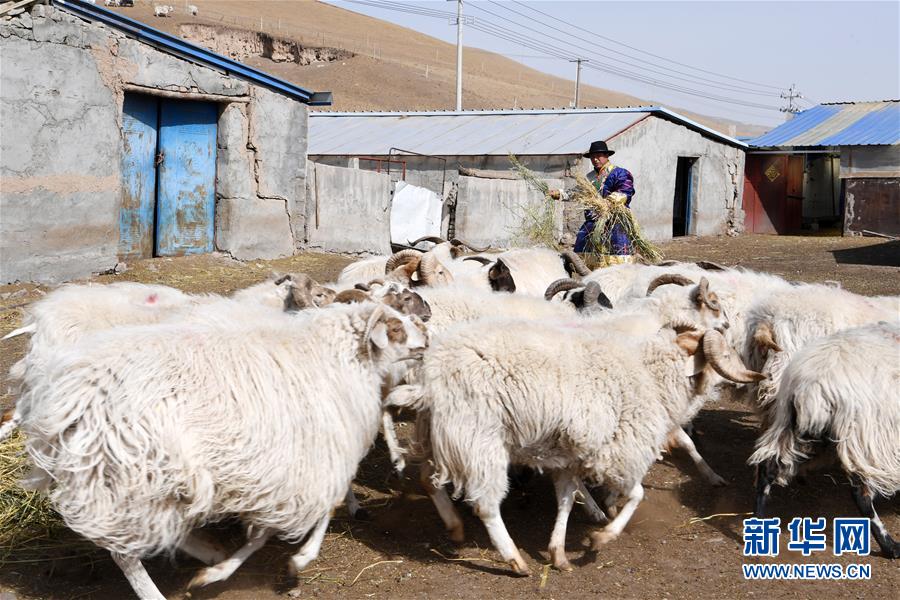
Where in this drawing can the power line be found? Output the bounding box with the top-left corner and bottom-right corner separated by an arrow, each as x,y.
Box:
332,0 -> 784,112
471,1 -> 782,98
509,0 -> 787,92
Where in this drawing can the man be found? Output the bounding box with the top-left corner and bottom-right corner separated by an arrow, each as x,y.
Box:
574,140 -> 635,257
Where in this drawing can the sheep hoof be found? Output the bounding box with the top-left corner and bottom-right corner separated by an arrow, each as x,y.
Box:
886,542 -> 900,559
708,473 -> 728,487
589,529 -> 618,550
550,548 -> 573,572
187,565 -> 228,589
509,558 -> 531,577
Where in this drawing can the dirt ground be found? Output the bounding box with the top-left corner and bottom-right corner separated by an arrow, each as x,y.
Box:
1,234 -> 897,599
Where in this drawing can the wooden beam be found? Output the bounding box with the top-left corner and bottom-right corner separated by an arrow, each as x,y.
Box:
0,0 -> 41,18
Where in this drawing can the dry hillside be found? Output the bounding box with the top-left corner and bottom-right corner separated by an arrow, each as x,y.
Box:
113,0 -> 769,136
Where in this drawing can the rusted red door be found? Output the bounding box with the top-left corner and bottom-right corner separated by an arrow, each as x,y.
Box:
744,155 -> 786,234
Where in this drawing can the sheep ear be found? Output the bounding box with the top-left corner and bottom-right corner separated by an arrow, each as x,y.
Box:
369,322 -> 390,349
676,330 -> 703,356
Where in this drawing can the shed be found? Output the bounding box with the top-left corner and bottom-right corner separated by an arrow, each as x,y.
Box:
0,0 -> 331,284
744,101 -> 899,236
307,108 -> 747,248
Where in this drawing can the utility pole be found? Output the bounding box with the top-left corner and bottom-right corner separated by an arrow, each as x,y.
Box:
569,58 -> 588,108
780,83 -> 804,118
453,0 -> 464,111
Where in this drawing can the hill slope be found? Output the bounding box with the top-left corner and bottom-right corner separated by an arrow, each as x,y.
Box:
115,0 -> 768,136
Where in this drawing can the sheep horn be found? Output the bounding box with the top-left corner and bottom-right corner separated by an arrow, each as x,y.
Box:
702,330 -> 766,384
560,250 -> 591,277
696,260 -> 728,271
409,235 -> 447,246
417,252 -> 438,285
385,249 -> 422,274
694,277 -> 722,310
647,274 -> 695,296
753,322 -> 782,353
657,260 -> 681,267
450,238 -> 490,252
367,278 -> 385,287
544,278 -> 582,301
273,273 -> 292,285
354,282 -> 371,292
463,256 -> 493,265
582,281 -> 612,309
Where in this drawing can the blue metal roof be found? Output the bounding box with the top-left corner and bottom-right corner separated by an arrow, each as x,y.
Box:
52,0 -> 332,105
749,101 -> 899,148
309,107 -> 746,156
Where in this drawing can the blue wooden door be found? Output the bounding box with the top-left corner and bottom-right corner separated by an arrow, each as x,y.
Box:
155,100 -> 218,256
119,94 -> 159,259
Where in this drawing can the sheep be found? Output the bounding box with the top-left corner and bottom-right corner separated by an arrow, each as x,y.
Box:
153,5 -> 172,17
386,304 -> 763,574
18,302 -> 428,599
188,4 -> 198,15
749,321 -> 900,558
743,285 -> 899,425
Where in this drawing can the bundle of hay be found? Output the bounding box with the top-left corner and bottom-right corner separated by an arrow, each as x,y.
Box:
508,154 -> 562,250
0,431 -> 68,561
569,172 -> 663,264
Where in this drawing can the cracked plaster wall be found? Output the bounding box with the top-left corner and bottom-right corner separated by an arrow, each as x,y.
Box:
0,5 -> 307,283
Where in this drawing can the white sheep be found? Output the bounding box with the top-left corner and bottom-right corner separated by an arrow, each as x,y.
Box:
153,5 -> 172,17
188,4 -> 198,15
19,302 -> 428,599
743,285 -> 899,424
749,321 -> 900,558
387,306 -> 762,574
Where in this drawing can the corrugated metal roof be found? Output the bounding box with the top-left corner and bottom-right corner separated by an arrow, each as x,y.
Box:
52,0 -> 331,105
308,107 -> 746,156
749,101 -> 899,148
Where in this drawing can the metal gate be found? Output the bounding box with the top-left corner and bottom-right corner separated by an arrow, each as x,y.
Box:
118,94 -> 218,258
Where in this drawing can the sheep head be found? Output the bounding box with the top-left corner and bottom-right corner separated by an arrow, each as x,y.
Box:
488,258 -> 516,293
364,305 -> 428,364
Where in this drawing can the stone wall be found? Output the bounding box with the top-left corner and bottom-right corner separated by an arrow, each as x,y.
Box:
455,176 -> 565,248
305,163 -> 392,255
0,5 -> 309,283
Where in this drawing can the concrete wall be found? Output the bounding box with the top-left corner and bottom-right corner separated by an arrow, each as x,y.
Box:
455,176 -> 564,248
310,117 -> 745,244
305,163 -> 392,255
840,145 -> 900,178
0,5 -> 308,283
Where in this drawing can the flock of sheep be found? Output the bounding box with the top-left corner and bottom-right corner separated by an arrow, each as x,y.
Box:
2,236 -> 898,599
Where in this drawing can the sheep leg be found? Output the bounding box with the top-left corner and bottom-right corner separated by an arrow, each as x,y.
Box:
575,479 -> 608,524
110,552 -> 166,600
344,487 -> 370,520
420,461 -> 464,543
589,483 -> 644,549
382,410 -> 407,475
603,490 -> 620,518
179,532 -> 228,565
187,526 -> 271,589
850,482 -> 900,559
288,512 -> 332,575
475,502 -> 531,576
548,472 -> 578,571
671,427 -> 727,486
754,459 -> 778,517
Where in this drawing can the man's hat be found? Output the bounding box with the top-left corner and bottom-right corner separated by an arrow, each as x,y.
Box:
583,140 -> 615,157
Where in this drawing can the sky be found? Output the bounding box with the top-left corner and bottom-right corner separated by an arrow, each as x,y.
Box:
322,0 -> 900,127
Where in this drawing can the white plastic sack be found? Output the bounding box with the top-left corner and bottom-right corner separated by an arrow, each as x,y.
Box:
390,181 -> 443,245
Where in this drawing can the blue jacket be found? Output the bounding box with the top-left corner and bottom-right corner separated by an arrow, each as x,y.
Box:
574,166 -> 636,255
